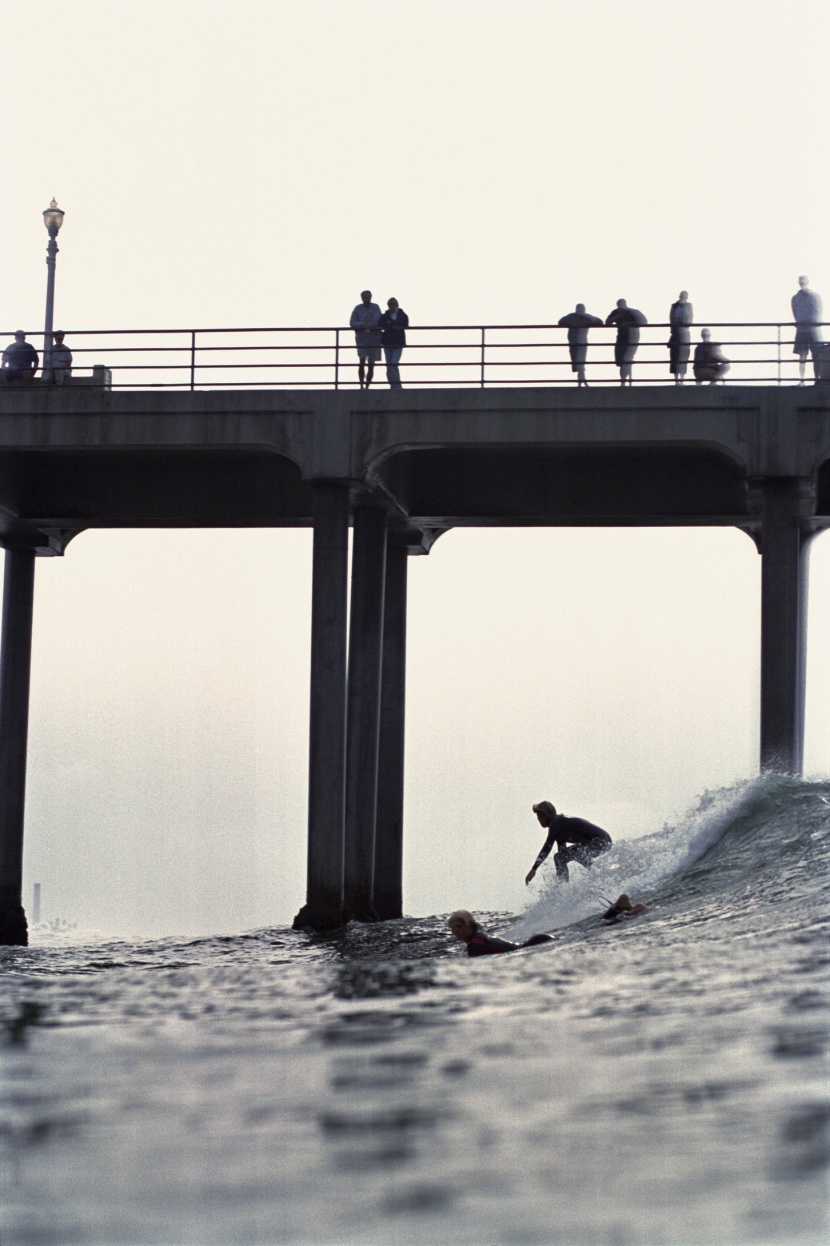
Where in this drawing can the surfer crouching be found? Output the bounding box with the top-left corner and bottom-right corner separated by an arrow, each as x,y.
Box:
448,910 -> 552,957
526,801 -> 613,884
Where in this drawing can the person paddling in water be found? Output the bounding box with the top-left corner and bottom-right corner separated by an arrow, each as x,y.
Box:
448,910 -> 552,957
602,893 -> 647,922
526,801 -> 613,884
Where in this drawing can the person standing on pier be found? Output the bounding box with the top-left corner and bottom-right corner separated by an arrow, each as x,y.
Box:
525,801 -> 613,884
667,290 -> 693,383
349,290 -> 383,389
605,299 -> 647,385
51,331 -> 73,384
379,297 -> 408,389
791,276 -> 823,384
557,303 -> 603,387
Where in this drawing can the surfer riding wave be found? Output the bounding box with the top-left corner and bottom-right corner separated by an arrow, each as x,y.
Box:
526,801 -> 612,884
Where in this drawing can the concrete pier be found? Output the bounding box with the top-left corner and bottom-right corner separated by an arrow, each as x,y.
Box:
0,383 -> 829,936
344,505 -> 388,920
0,545 -> 36,945
374,537 -> 409,920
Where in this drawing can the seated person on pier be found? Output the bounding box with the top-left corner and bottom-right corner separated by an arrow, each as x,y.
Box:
448,910 -> 552,956
526,801 -> 612,884
2,331 -> 39,384
693,329 -> 730,384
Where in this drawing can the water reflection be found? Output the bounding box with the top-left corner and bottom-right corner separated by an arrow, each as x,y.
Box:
330,1050 -> 428,1090
319,1088 -> 451,1173
334,959 -> 438,1000
322,1007 -> 443,1046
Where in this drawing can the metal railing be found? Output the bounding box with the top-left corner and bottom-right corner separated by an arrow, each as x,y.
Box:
2,322 -> 826,391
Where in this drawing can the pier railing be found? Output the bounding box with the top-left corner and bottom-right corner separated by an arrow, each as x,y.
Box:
2,322 -> 826,390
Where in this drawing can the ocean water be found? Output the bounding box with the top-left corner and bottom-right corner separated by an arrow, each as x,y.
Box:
1,774 -> 828,1246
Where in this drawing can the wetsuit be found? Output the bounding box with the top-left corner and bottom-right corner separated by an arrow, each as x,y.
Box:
466,931 -> 520,957
533,814 -> 612,881
465,931 -> 553,957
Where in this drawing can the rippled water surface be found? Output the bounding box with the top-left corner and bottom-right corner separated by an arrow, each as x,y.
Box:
1,777 -> 828,1245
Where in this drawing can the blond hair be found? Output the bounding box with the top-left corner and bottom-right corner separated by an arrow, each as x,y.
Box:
448,909 -> 477,931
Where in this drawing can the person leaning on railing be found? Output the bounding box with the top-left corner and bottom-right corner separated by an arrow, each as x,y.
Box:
557,303 -> 603,387
1,331 -> 38,384
693,328 -> 730,385
604,298 -> 647,386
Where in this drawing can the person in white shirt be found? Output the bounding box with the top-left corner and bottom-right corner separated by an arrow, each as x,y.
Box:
349,290 -> 382,389
52,331 -> 72,384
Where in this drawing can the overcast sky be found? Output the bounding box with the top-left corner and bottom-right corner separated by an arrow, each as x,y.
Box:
3,1 -> 829,935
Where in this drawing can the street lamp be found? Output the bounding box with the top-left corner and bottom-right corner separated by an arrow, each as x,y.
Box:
42,198 -> 65,382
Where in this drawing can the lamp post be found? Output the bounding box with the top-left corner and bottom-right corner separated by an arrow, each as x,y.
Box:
42,198 -> 65,383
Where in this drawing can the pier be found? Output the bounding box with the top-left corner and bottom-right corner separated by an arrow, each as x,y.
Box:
0,378 -> 829,940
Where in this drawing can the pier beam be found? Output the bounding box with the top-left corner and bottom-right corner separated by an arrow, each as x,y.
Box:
374,538 -> 409,920
293,482 -> 350,930
344,505 -> 387,920
0,545 -> 37,946
759,479 -> 811,774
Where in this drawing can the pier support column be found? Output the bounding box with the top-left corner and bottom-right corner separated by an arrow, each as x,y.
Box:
293,482 -> 350,931
759,479 -> 811,774
0,545 -> 36,946
374,538 -> 409,920
344,505 -> 387,920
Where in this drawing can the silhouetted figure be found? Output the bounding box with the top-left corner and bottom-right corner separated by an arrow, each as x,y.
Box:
52,331 -> 72,384
667,291 -> 693,383
602,893 -> 647,922
448,909 -> 552,956
2,331 -> 38,384
349,290 -> 382,389
558,303 -> 603,387
693,328 -> 730,384
605,299 -> 647,385
792,276 -> 823,384
379,297 -> 408,389
526,801 -> 613,884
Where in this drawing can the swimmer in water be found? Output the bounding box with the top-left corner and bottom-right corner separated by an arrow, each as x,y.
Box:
448,910 -> 552,957
602,893 -> 647,922
526,801 -> 613,884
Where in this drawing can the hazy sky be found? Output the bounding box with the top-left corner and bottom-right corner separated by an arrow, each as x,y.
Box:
3,1 -> 829,934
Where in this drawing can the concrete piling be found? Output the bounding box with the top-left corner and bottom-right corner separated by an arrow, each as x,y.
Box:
374,538 -> 409,920
344,505 -> 388,920
293,482 -> 351,930
759,480 -> 811,773
0,546 -> 36,946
